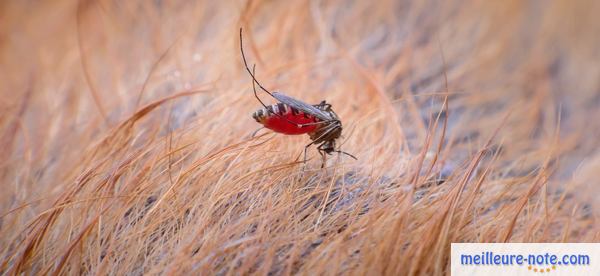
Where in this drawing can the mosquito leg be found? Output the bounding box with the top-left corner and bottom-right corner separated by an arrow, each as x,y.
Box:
299,141 -> 316,175
240,29 -> 275,98
296,120 -> 335,127
317,144 -> 327,168
250,64 -> 330,129
303,141 -> 316,165
241,30 -> 338,130
298,126 -> 333,167
251,126 -> 265,138
243,35 -> 296,125
251,64 -> 273,113
300,125 -> 334,170
242,30 -> 307,128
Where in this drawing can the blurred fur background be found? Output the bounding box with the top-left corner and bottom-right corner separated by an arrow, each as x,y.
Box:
1,0 -> 599,275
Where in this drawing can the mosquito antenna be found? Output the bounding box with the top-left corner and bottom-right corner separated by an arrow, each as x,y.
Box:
336,150 -> 358,160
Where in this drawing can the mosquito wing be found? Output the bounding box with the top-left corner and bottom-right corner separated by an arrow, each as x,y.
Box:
272,92 -> 333,121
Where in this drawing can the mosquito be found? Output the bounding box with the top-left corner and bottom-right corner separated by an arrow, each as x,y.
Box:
240,28 -> 356,167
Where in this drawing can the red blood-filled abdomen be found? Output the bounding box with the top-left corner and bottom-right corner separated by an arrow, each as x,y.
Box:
262,113 -> 318,135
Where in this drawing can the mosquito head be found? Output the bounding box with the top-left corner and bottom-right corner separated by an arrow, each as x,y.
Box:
321,140 -> 336,154
318,139 -> 357,161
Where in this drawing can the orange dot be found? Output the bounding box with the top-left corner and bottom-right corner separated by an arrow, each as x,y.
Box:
534,268 -> 538,272
546,268 -> 550,272
540,269 -> 544,273
528,266 -> 532,270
